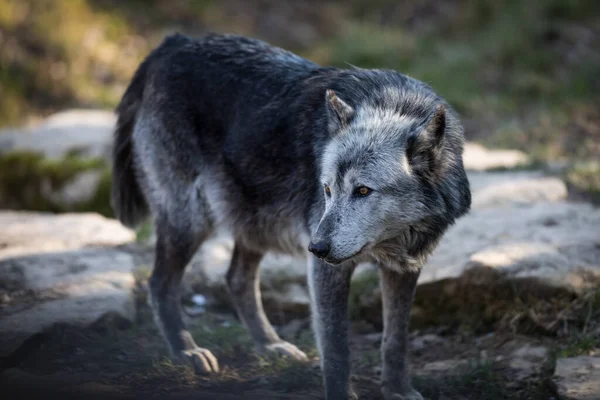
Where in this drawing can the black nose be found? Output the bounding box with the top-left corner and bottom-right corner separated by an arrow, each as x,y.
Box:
308,240 -> 330,258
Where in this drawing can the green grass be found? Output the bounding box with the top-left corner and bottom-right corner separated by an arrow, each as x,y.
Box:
135,221 -> 154,243
556,334 -> 599,358
348,269 -> 380,321
564,160 -> 600,204
0,150 -> 112,215
414,359 -> 508,400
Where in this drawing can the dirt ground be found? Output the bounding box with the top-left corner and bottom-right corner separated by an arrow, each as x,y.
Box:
1,293 -> 571,400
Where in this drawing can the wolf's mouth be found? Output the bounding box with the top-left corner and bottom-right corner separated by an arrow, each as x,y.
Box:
322,242 -> 372,266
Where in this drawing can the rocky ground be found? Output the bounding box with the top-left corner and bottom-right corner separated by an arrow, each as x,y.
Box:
0,111 -> 599,399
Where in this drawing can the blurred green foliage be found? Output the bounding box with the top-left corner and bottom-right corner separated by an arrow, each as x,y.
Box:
0,0 -> 598,193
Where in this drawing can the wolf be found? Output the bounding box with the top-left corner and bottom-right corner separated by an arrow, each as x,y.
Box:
111,32 -> 471,400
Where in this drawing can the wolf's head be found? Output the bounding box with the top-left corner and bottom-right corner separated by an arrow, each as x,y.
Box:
309,87 -> 456,265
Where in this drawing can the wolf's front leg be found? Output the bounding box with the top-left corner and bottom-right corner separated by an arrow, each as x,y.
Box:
226,243 -> 307,361
308,257 -> 356,400
378,267 -> 423,400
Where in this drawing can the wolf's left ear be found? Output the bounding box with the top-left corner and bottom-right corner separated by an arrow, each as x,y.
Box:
406,104 -> 448,182
325,89 -> 354,132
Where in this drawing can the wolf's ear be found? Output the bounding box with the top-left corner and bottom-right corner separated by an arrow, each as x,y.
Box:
406,104 -> 448,182
325,89 -> 354,132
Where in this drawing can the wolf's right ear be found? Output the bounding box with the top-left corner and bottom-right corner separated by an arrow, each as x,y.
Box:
406,104 -> 448,183
325,89 -> 354,133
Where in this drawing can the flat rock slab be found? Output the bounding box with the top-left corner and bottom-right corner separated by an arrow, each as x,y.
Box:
0,109 -> 116,160
0,211 -> 137,357
554,356 -> 600,400
463,142 -> 529,171
508,344 -> 549,381
0,211 -> 135,260
0,249 -> 136,355
422,201 -> 600,293
468,171 -> 567,208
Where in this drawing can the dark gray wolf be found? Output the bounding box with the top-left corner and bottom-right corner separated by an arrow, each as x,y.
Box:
111,32 -> 471,400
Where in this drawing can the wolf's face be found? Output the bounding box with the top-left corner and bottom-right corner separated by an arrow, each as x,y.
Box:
309,90 -> 449,265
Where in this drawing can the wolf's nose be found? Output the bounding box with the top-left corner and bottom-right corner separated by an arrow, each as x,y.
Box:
308,240 -> 330,258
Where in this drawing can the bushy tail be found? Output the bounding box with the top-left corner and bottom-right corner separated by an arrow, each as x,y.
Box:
110,57 -> 151,228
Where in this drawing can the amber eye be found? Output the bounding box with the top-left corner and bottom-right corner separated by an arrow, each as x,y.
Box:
324,185 -> 331,196
356,186 -> 371,196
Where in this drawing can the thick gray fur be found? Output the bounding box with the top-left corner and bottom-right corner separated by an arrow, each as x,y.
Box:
111,32 -> 471,399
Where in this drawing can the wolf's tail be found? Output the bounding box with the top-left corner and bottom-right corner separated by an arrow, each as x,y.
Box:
110,54 -> 151,228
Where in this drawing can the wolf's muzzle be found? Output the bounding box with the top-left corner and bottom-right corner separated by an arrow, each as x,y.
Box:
308,240 -> 330,259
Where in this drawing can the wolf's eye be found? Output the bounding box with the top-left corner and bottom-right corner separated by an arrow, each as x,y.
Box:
355,186 -> 372,197
324,184 -> 331,196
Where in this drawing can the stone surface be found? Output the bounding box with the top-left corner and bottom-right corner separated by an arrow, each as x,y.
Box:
0,110 -> 115,211
47,170 -> 105,206
0,211 -> 135,260
468,171 -> 568,209
420,359 -> 469,374
463,142 -> 529,171
411,334 -> 445,353
508,344 -> 549,381
0,211 -> 137,357
0,249 -> 136,354
0,109 -> 116,161
554,356 -> 600,400
421,201 -> 600,293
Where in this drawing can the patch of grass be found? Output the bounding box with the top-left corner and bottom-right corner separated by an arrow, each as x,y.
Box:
135,221 -> 154,243
189,315 -> 254,358
415,359 -> 508,400
0,150 -> 113,215
556,333 -> 599,358
348,269 -> 379,321
564,160 -> 600,204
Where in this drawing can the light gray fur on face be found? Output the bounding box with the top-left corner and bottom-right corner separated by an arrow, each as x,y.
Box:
314,89 -> 447,265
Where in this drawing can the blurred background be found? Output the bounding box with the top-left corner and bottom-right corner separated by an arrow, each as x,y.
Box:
1,0 -> 599,214
1,1 -> 599,399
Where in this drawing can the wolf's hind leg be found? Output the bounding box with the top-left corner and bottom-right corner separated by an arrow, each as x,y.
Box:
148,213 -> 219,374
226,243 -> 308,361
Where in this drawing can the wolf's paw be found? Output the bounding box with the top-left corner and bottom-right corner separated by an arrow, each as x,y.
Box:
382,388 -> 424,400
263,341 -> 308,362
178,347 -> 220,375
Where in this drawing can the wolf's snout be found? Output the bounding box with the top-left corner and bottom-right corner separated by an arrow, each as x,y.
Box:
308,240 -> 330,258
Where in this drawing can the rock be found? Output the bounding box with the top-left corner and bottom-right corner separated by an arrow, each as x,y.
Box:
0,248 -> 137,353
47,170 -> 105,207
0,109 -> 115,213
411,334 -> 444,353
421,202 -> 600,293
0,211 -> 135,260
468,171 -> 568,208
181,235 -> 311,320
0,109 -> 116,161
463,142 -> 529,171
508,344 -> 549,381
553,356 -> 600,400
420,359 -> 469,374
0,211 -> 136,357
262,283 -> 311,323
278,318 -> 309,340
